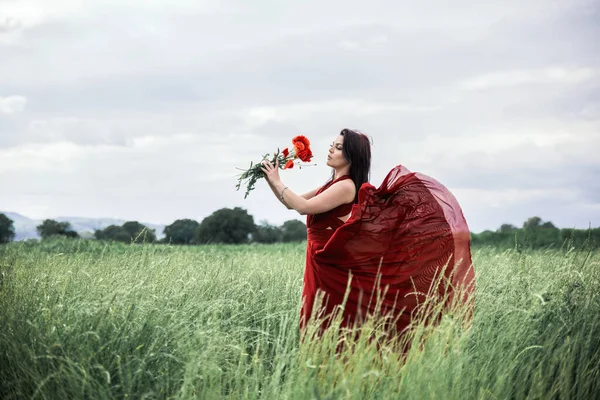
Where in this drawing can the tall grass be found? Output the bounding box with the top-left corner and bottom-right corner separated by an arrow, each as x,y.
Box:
1,239 -> 598,399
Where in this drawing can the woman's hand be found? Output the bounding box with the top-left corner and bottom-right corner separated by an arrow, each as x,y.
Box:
260,158 -> 281,185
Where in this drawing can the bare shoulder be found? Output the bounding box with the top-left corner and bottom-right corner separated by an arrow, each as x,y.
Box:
299,179 -> 356,215
330,178 -> 355,192
320,178 -> 355,202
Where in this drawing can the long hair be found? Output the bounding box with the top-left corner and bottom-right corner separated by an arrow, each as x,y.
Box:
329,128 -> 372,203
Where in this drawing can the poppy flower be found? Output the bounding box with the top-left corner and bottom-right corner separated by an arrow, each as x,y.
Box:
292,135 -> 313,162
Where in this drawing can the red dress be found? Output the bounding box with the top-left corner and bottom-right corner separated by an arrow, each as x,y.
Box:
301,165 -> 475,336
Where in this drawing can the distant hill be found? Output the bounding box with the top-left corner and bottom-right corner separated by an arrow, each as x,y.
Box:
2,212 -> 41,240
1,211 -> 165,241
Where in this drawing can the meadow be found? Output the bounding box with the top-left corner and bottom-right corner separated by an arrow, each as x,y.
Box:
1,239 -> 599,399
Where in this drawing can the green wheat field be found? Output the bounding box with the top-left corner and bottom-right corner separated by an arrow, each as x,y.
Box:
1,239 -> 599,399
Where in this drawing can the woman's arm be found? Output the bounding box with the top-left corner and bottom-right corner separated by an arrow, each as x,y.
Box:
266,179 -> 292,209
271,179 -> 355,215
300,187 -> 320,200
266,181 -> 319,209
261,159 -> 355,215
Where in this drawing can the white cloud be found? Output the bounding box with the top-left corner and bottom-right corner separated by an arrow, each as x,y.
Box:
339,40 -> 360,50
244,99 -> 441,126
454,187 -> 598,231
0,0 -> 598,232
455,188 -> 582,221
0,0 -> 83,44
0,141 -> 98,173
0,133 -> 240,174
462,67 -> 598,90
579,103 -> 600,120
0,95 -> 27,114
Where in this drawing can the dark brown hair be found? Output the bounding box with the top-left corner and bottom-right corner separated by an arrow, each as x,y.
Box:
330,128 -> 372,203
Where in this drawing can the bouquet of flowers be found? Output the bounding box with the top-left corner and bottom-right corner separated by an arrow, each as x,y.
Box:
236,135 -> 314,198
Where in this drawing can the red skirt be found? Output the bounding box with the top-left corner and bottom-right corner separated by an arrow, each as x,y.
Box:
300,165 -> 475,337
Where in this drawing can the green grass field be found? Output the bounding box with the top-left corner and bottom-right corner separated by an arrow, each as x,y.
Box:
1,239 -> 599,399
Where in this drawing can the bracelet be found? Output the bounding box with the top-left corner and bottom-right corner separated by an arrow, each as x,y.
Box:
280,187 -> 289,201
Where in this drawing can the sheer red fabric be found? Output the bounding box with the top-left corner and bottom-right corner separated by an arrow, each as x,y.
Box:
301,165 -> 475,336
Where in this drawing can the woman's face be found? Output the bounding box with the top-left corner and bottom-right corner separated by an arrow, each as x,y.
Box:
326,135 -> 349,168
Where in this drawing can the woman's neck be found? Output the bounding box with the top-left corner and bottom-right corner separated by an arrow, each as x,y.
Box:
333,167 -> 350,180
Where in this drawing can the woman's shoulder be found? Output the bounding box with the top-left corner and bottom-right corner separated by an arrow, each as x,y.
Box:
335,176 -> 355,188
331,174 -> 354,185
326,176 -> 356,200
321,175 -> 354,191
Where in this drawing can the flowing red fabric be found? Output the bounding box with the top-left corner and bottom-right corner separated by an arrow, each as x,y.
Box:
301,165 -> 475,336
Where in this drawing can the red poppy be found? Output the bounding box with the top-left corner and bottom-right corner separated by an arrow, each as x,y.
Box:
284,160 -> 294,169
282,148 -> 289,158
292,135 -> 313,162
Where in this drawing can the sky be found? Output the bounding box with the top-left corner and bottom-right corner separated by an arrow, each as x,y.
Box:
0,0 -> 599,233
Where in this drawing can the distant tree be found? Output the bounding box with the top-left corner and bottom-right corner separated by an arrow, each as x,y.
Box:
36,219 -> 79,239
561,227 -> 600,249
470,217 -> 581,249
94,228 -> 106,240
163,219 -> 199,245
521,217 -> 560,248
523,216 -> 542,229
94,225 -> 129,242
541,221 -> 557,229
0,213 -> 16,243
196,207 -> 255,244
253,221 -> 282,244
470,230 -> 497,247
498,224 -> 517,233
95,222 -> 155,243
281,219 -> 307,242
121,221 -> 156,243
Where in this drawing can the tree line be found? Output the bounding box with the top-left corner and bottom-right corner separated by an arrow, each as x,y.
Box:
0,208 -> 306,245
470,216 -> 600,250
0,212 -> 598,249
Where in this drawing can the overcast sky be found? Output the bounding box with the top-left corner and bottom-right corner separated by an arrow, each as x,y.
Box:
1,0 -> 599,233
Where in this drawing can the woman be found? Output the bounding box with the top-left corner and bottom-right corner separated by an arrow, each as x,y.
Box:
261,129 -> 474,337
